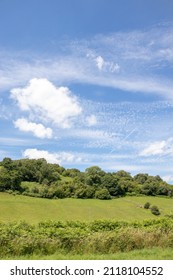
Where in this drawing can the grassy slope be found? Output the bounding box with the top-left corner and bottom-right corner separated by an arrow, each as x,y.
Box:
1,193 -> 173,260
0,192 -> 173,224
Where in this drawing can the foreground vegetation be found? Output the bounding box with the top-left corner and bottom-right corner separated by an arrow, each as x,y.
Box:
1,218 -> 173,259
0,192 -> 173,259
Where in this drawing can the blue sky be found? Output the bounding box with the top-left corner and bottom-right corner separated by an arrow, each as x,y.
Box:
1,0 -> 173,182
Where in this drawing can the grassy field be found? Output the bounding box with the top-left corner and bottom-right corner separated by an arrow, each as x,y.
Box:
3,247 -> 173,260
0,192 -> 173,223
1,192 -> 173,260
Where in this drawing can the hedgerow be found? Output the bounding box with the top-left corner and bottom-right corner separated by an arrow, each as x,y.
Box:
1,218 -> 173,257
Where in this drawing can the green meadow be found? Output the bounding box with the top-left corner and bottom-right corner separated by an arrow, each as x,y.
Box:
1,193 -> 173,260
4,247 -> 173,260
0,192 -> 173,223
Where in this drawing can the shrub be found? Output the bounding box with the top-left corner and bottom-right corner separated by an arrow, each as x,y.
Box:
150,205 -> 160,215
95,188 -> 111,200
144,202 -> 150,209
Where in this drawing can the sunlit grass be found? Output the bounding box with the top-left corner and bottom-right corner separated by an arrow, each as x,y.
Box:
3,247 -> 173,260
0,193 -> 173,224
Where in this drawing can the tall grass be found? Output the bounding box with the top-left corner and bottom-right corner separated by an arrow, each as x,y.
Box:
0,218 -> 173,258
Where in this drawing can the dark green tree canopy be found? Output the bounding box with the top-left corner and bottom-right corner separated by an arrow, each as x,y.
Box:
0,158 -> 173,200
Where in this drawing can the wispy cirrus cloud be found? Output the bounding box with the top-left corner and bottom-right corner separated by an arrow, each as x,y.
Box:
0,23 -> 173,98
94,55 -> 120,72
0,137 -> 40,146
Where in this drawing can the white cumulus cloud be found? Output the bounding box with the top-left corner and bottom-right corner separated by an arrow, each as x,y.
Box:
14,118 -> 53,139
140,141 -> 167,156
139,138 -> 173,157
11,78 -> 82,128
23,149 -> 60,164
23,148 -> 82,164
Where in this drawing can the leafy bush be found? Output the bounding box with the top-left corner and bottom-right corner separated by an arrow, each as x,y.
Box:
95,188 -> 111,200
150,205 -> 160,215
1,218 -> 173,257
144,202 -> 150,209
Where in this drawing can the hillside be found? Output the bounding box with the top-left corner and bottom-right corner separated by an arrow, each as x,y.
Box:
1,157 -> 173,259
0,192 -> 173,224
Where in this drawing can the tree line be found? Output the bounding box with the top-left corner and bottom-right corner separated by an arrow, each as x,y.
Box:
0,157 -> 172,199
